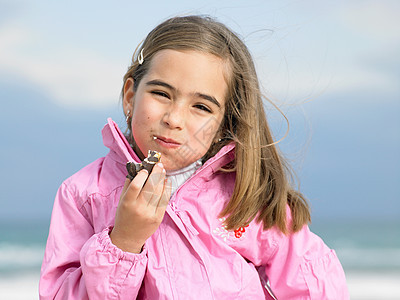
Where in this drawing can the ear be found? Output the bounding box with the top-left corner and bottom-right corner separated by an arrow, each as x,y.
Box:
213,134 -> 222,144
213,122 -> 225,144
122,77 -> 135,115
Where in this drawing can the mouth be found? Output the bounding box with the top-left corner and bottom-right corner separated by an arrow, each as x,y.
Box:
153,136 -> 182,148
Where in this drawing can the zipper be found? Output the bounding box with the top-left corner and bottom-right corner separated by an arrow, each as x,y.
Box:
260,275 -> 278,300
170,202 -> 199,236
165,145 -> 234,239
169,145 -> 234,201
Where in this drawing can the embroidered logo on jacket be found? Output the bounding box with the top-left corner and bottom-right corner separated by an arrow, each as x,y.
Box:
213,217 -> 249,241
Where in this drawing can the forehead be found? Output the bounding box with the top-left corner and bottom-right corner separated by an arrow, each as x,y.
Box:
143,49 -> 230,101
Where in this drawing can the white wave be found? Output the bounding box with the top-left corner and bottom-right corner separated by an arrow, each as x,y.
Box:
336,246 -> 400,269
0,243 -> 45,270
1,242 -> 399,271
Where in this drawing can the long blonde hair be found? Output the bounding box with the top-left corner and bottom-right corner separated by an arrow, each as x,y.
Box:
121,15 -> 310,233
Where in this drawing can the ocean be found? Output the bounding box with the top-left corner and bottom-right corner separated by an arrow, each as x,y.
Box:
1,219 -> 399,299
0,220 -> 49,299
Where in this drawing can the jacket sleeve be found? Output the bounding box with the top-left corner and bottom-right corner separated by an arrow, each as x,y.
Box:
260,224 -> 349,300
39,182 -> 147,300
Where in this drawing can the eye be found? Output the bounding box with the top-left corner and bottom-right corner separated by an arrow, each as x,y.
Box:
151,90 -> 170,98
194,104 -> 212,113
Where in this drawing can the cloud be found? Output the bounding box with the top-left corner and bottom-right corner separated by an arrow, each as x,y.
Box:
0,24 -> 125,109
253,1 -> 400,103
1,0 -> 398,110
330,0 -> 400,95
339,0 -> 400,41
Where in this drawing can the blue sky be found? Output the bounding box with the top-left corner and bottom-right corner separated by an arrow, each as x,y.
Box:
0,0 -> 399,223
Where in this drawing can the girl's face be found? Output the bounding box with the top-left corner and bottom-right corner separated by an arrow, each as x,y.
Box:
123,49 -> 228,171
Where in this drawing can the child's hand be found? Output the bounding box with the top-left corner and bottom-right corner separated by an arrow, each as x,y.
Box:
110,163 -> 171,253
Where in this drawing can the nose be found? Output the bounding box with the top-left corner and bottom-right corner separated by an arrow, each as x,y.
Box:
162,103 -> 186,130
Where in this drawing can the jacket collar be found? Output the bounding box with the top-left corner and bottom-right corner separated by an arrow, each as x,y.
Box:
102,118 -> 140,164
102,117 -> 235,171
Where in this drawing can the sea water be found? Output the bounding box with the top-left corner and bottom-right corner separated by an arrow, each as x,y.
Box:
0,220 -> 48,299
310,219 -> 400,272
310,219 -> 400,300
1,219 -> 399,299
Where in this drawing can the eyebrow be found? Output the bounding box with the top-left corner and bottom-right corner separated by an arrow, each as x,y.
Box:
145,79 -> 221,108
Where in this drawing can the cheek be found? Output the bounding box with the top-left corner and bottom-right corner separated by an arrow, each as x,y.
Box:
131,97 -> 160,125
130,100 -> 150,141
189,116 -> 222,153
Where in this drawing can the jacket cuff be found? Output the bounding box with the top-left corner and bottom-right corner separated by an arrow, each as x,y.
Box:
98,226 -> 148,262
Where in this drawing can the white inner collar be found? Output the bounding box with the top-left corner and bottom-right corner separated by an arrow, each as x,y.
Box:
166,159 -> 202,195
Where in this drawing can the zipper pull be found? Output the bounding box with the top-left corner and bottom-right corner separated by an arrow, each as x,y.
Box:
171,203 -> 199,236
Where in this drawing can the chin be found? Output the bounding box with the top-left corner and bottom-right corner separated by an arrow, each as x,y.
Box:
163,158 -> 185,171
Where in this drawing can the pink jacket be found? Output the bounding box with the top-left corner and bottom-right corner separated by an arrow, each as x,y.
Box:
40,118 -> 349,299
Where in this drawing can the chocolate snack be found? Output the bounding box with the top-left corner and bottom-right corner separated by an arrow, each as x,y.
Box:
126,150 -> 162,180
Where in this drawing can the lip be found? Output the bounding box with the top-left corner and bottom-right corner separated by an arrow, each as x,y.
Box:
154,135 -> 182,148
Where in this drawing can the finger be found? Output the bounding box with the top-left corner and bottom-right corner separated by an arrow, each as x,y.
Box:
142,163 -> 166,206
158,178 -> 172,208
124,169 -> 149,201
147,162 -> 166,187
153,178 -> 171,218
120,178 -> 131,197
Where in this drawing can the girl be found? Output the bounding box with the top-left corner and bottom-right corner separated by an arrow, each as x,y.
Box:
40,15 -> 349,299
